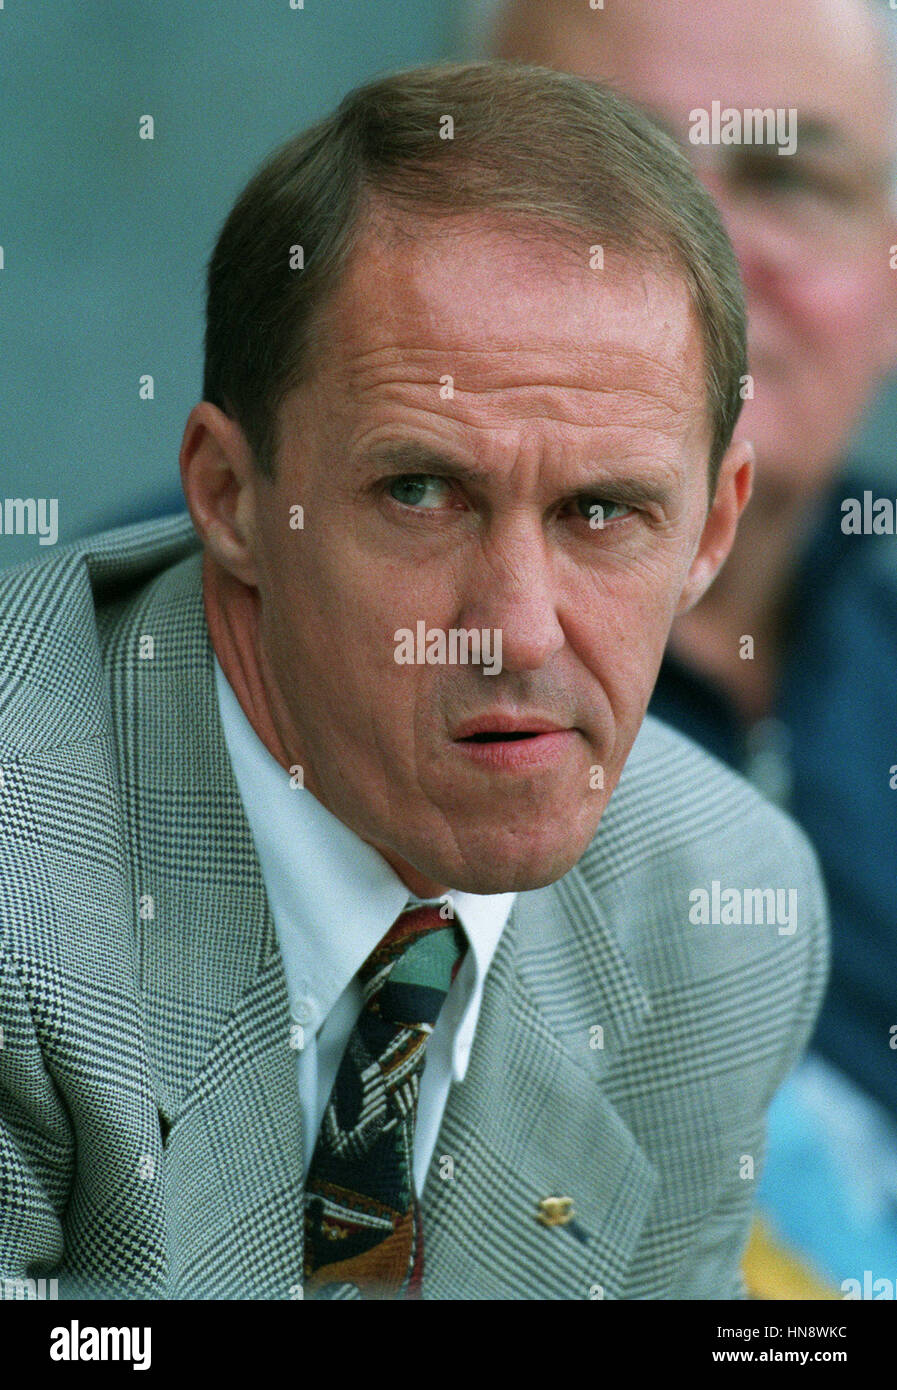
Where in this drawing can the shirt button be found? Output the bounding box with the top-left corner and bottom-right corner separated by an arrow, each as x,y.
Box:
293,997 -> 315,1027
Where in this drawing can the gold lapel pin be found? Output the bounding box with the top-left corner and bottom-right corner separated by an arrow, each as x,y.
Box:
537,1196 -> 574,1227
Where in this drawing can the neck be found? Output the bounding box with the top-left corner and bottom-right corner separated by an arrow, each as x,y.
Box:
669,481 -> 816,723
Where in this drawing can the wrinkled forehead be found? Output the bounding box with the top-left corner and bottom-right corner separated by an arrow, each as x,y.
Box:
315,210 -> 706,416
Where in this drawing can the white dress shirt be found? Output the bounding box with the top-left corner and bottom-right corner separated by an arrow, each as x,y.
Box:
213,655 -> 516,1194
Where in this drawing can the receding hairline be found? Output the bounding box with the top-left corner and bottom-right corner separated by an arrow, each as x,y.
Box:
277,196 -> 715,464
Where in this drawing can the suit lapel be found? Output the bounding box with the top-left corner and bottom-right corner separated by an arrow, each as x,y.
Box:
161,955 -> 306,1298
419,868 -> 658,1300
103,547 -> 305,1296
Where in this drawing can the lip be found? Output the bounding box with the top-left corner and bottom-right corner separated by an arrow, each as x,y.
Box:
453,729 -> 576,772
452,713 -> 571,740
451,714 -> 577,773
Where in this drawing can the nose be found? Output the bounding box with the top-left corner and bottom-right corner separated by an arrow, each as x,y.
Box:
460,522 -> 565,673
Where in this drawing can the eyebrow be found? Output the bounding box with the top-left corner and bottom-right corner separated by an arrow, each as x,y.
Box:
723,115 -> 885,170
784,121 -> 895,181
363,440 -> 488,488
726,125 -> 894,189
360,439 -> 676,510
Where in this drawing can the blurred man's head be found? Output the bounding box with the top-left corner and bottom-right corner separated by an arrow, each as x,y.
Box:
182,63 -> 752,896
493,0 -> 897,502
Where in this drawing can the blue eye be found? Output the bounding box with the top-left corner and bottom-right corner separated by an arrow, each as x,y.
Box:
574,497 -> 632,526
388,475 -> 449,508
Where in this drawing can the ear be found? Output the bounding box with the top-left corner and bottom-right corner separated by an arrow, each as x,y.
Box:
675,438 -> 754,615
179,402 -> 263,587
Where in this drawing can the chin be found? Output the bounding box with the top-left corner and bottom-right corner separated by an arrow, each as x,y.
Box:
449,863 -> 580,894
425,830 -> 597,896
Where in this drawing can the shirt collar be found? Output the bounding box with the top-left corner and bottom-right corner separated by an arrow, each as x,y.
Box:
213,654 -> 514,1065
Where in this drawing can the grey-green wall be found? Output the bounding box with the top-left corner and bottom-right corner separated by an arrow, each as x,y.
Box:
0,0 -> 462,568
3,0 -> 896,570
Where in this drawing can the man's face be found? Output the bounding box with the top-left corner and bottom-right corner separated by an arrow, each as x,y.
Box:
499,0 -> 897,497
244,218 -> 737,894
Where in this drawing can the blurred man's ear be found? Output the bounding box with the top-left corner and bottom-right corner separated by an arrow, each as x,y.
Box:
179,402 -> 263,588
676,438 -> 754,615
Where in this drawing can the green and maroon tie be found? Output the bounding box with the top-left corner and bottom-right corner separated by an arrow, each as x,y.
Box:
303,903 -> 466,1300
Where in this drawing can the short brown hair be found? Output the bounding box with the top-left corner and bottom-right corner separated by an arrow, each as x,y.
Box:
203,60 -> 747,485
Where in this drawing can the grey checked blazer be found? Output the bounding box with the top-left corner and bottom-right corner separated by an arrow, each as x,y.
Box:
0,513 -> 828,1299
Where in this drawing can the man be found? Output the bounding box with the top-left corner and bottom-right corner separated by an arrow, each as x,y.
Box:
0,61 -> 827,1300
490,0 -> 897,1288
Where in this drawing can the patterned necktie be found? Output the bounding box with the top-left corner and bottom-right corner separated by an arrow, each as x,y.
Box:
303,903 -> 466,1300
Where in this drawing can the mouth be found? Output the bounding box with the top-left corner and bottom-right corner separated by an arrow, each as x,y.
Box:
461,730 -> 543,743
452,716 -> 577,771
453,715 -> 570,740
